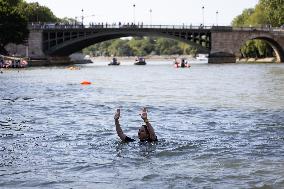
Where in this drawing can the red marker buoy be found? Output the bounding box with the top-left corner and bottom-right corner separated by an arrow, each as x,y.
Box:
80,80 -> 92,85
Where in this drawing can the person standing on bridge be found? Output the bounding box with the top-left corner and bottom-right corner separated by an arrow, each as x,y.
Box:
114,107 -> 158,142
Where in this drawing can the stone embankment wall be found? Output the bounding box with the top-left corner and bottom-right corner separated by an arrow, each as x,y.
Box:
5,30 -> 45,59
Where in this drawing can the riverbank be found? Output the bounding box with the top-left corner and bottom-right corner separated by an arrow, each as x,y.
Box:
237,57 -> 276,63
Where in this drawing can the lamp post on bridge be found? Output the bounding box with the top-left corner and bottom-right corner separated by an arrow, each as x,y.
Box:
36,3 -> 39,23
133,4 -> 136,24
202,6 -> 205,27
149,8 -> 152,26
216,11 -> 219,26
81,9 -> 84,26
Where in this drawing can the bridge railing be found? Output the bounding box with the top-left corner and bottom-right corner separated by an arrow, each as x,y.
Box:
233,26 -> 284,32
28,22 -> 284,32
28,22 -> 213,30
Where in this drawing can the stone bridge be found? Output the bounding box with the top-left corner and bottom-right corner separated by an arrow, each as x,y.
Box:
25,24 -> 284,64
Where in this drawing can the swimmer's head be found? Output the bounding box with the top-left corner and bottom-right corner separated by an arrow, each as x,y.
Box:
138,125 -> 150,141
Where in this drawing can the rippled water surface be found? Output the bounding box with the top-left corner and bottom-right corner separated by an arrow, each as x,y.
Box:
1,62 -> 284,188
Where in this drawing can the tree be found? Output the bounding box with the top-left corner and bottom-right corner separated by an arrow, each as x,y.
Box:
232,8 -> 254,27
108,39 -> 132,56
60,17 -> 76,24
83,37 -> 198,57
259,0 -> 284,27
246,4 -> 268,26
18,2 -> 58,22
0,0 -> 29,54
0,0 -> 60,55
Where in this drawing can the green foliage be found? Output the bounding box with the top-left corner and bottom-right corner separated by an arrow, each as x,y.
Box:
241,39 -> 273,58
232,0 -> 283,27
232,9 -> 255,27
247,4 -> 268,26
18,2 -> 58,22
1,0 -> 22,7
0,0 -> 29,54
231,0 -> 283,58
83,37 -> 197,57
259,0 -> 284,27
0,0 -> 61,54
60,17 -> 76,24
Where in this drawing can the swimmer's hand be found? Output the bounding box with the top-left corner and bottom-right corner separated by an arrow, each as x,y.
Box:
114,109 -> 120,120
140,107 -> 148,121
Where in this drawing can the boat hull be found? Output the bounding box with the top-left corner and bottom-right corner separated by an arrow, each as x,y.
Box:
108,62 -> 120,66
134,62 -> 146,65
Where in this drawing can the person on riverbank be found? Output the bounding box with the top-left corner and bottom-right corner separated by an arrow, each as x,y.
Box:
114,108 -> 157,142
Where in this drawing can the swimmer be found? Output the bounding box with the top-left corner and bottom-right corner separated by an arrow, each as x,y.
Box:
114,107 -> 157,142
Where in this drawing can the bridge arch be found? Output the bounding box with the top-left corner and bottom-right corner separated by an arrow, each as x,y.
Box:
44,30 -> 210,56
238,34 -> 284,63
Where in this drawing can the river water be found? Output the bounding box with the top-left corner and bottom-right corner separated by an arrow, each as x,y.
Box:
1,61 -> 284,188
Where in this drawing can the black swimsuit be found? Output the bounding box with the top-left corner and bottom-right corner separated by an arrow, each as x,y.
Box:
124,136 -> 135,142
124,136 -> 158,142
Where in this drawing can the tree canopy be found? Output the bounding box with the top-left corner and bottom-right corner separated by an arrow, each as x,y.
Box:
260,0 -> 284,27
17,1 -> 58,22
0,0 -> 60,54
0,0 -> 28,54
83,37 -> 198,57
232,0 -> 283,27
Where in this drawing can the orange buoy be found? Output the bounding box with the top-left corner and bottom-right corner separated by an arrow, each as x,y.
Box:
80,80 -> 92,85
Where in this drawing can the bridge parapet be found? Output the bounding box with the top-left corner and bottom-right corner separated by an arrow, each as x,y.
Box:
28,23 -> 213,30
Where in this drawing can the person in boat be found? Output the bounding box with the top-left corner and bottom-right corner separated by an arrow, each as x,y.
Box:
0,57 -> 4,68
114,108 -> 158,142
109,57 -> 120,65
181,59 -> 185,68
174,58 -> 178,66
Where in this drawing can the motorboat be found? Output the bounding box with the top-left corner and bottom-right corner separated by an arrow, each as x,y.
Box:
108,57 -> 120,66
196,54 -> 208,61
134,57 -> 146,65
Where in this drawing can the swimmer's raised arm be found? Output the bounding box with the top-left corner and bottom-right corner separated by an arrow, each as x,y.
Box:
114,109 -> 127,141
140,107 -> 157,141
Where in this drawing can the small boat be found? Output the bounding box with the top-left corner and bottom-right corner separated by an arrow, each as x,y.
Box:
108,57 -> 120,66
134,57 -> 146,65
196,54 -> 208,61
174,58 -> 190,68
0,55 -> 28,68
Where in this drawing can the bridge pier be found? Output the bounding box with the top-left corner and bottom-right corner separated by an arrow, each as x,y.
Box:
47,56 -> 72,65
208,52 -> 236,63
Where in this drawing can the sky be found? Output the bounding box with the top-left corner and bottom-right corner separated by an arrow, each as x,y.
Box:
25,0 -> 259,26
